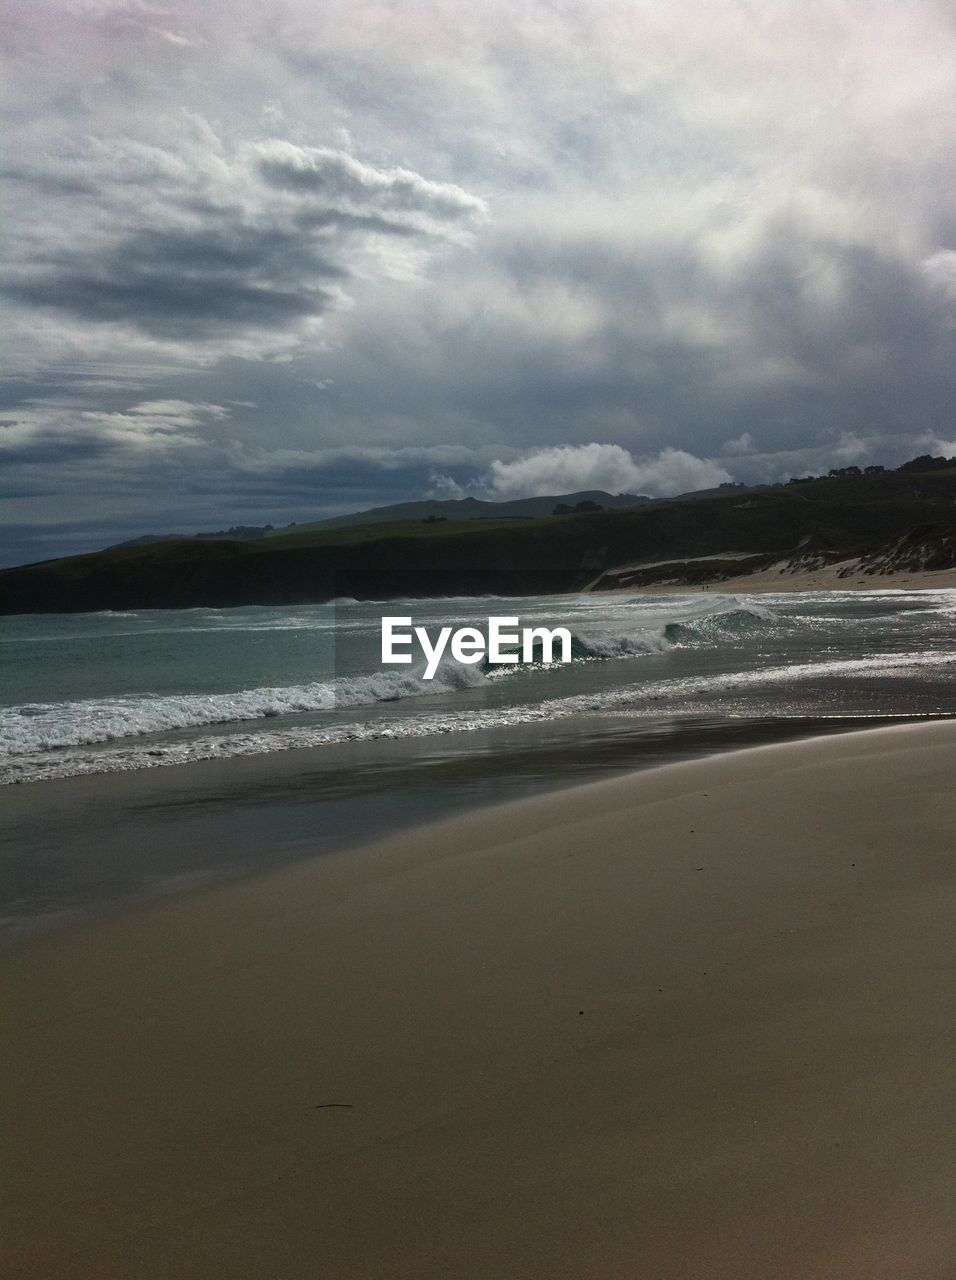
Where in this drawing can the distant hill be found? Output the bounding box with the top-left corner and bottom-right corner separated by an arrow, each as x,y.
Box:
112,490 -> 655,548
666,481 -> 771,502
5,464 -> 956,614
115,525 -> 276,549
276,490 -> 652,533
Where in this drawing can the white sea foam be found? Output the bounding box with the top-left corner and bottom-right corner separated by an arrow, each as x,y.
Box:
0,611 -> 697,761
8,592 -> 954,788
3,648 -> 955,785
0,659 -> 488,760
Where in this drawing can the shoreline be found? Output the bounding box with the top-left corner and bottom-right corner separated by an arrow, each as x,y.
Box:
2,711 -> 942,947
3,719 -> 954,1277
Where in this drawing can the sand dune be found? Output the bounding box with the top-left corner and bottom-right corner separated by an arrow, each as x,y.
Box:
602,564 -> 956,595
690,564 -> 956,594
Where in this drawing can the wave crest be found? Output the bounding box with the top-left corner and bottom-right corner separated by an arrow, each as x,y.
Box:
569,627 -> 671,659
664,603 -> 774,642
0,660 -> 488,758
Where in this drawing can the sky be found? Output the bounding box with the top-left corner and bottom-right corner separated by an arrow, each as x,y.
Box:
2,0 -> 956,567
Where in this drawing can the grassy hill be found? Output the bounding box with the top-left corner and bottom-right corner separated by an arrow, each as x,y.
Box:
3,467 -> 956,614
112,489 -> 655,547
269,488 -> 652,535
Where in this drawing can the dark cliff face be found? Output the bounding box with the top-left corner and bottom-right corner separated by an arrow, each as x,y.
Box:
3,468 -> 956,614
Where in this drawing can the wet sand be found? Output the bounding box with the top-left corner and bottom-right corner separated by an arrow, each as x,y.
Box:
3,721 -> 954,1278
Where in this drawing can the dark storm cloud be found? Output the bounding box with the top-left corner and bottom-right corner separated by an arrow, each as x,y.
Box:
0,429 -> 111,467
0,166 -> 97,197
2,136 -> 483,351
5,226 -> 342,338
324,209 -> 956,465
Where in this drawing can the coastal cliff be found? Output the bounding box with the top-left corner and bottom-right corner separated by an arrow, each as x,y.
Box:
4,468 -> 956,613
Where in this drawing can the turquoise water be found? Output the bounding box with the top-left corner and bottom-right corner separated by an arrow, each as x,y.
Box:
3,587 -> 956,785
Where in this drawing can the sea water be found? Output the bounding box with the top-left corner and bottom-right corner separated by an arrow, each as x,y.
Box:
3,587 -> 956,786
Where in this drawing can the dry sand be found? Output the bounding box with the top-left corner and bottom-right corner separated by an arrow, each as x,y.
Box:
630,565 -> 956,595
3,721 -> 954,1278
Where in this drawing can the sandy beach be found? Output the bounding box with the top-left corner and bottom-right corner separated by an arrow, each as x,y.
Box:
701,566 -> 956,594
3,720 -> 954,1278
607,565 -> 956,596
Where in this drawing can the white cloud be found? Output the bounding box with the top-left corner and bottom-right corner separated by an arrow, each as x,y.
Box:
129,400 -> 229,424
0,399 -> 227,455
722,433 -> 756,456
253,141 -> 488,231
921,250 -> 956,299
427,471 -> 467,500
485,444 -> 732,499
916,433 -> 956,458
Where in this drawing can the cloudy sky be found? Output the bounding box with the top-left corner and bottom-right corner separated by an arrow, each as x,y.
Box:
2,0 -> 956,566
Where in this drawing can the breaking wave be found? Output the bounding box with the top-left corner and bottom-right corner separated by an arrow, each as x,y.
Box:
569,626 -> 671,659
0,661 -> 488,759
664,603 -> 775,642
540,602 -> 774,662
0,619 -> 683,764
7,590 -> 955,787
4,648 -> 955,785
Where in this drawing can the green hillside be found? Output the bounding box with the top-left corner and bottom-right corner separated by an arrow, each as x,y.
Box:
3,467 -> 956,614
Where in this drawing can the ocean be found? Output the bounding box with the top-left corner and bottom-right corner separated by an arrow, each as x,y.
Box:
4,587 -> 956,785
3,587 -> 955,937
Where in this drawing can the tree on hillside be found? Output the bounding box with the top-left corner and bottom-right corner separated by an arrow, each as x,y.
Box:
897,454 -> 956,473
